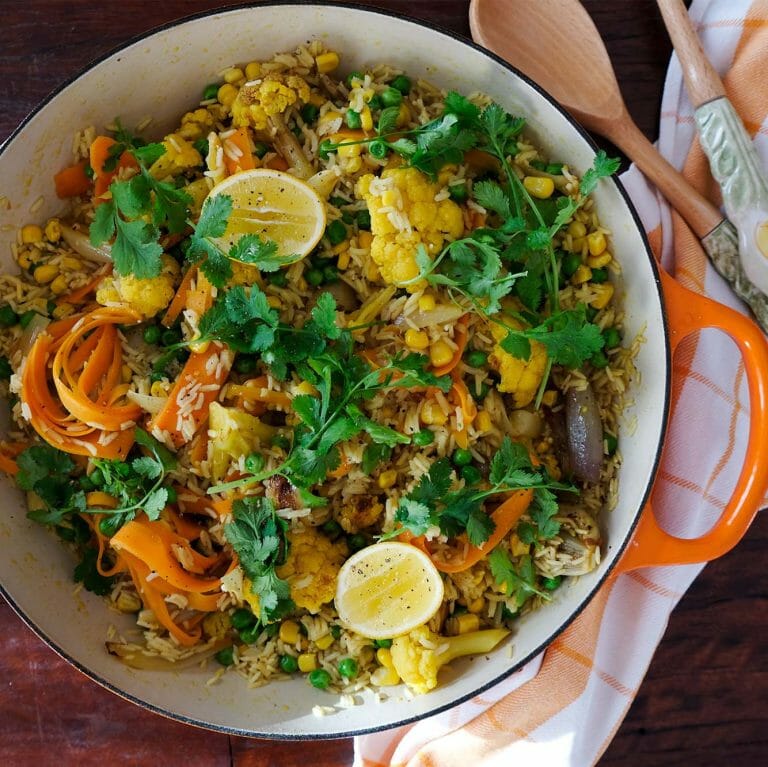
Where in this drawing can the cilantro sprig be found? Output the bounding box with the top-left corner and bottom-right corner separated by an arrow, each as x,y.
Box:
489,549 -> 549,605
223,496 -> 294,622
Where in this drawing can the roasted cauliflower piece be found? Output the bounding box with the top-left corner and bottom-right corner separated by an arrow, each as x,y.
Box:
489,318 -> 548,408
356,167 -> 464,289
337,496 -> 384,534
148,134 -> 203,180
232,74 -> 311,131
390,624 -> 510,695
207,402 -> 276,482
275,528 -> 347,613
96,254 -> 179,319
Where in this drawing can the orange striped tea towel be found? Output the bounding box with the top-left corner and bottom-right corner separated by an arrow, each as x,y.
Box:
355,0 -> 768,763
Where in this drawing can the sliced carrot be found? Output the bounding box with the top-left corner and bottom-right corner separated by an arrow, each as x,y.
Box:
54,161 -> 91,198
89,135 -> 138,201
264,154 -> 289,171
56,264 -> 112,306
186,269 -> 215,319
327,449 -> 351,479
223,127 -> 257,176
162,265 -> 198,327
432,315 -> 469,377
226,377 -> 291,409
464,149 -> 500,172
176,487 -> 233,519
148,342 -> 234,448
0,442 -> 27,476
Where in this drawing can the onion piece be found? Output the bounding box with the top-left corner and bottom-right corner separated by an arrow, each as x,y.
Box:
60,224 -> 112,263
508,409 -> 542,438
106,639 -> 228,670
323,280 -> 359,312
407,304 -> 466,329
269,114 -> 314,179
126,390 -> 168,415
307,167 -> 342,199
15,312 -> 50,356
564,383 -> 603,482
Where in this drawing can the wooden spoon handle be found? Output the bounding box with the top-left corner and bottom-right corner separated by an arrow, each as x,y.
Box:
610,116 -> 724,238
656,0 -> 725,106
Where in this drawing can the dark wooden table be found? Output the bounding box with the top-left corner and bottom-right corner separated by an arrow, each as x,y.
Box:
1,1 -> 766,765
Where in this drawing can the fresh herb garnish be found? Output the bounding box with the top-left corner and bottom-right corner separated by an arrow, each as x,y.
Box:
223,496 -> 294,622
74,547 -> 116,596
488,549 -> 548,605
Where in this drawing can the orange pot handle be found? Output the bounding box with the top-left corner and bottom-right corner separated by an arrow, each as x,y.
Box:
617,268 -> 768,573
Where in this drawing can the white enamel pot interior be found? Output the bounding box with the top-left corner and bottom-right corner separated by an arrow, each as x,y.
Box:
0,3 -> 668,738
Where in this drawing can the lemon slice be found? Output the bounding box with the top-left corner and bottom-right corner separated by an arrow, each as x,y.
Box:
335,541 -> 444,639
208,168 -> 326,261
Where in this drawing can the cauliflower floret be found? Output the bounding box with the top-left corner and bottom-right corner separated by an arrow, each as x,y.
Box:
356,168 -> 464,289
391,624 -> 511,695
207,402 -> 276,482
232,74 -> 311,131
488,318 -> 548,408
96,254 -> 179,319
148,134 -> 202,180
177,107 -> 216,141
275,527 -> 347,614
337,496 -> 384,534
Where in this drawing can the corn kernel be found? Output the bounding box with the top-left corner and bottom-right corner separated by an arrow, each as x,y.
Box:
189,339 -> 210,354
61,256 -> 82,271
437,164 -> 458,186
308,92 -> 325,107
121,364 -> 133,384
358,231 -> 373,250
571,264 -> 592,285
587,231 -> 607,257
223,67 -> 244,84
429,339 -> 454,368
378,469 -> 397,490
405,328 -> 429,350
589,282 -> 615,310
421,400 -> 448,426
332,240 -> 349,255
244,62 -> 261,80
319,110 -> 342,129
115,591 -> 142,613
202,611 -> 230,639
540,390 -> 558,408
355,106 -> 372,133
44,219 -> 61,243
396,103 -> 411,128
370,666 -> 400,686
34,266 -> 58,286
453,428 -> 469,450
338,142 -> 362,159
151,381 -> 171,397
315,633 -> 334,651
587,252 -> 612,269
296,380 -> 318,396
523,176 -> 555,199
48,270 -> 69,296
17,252 -> 32,270
337,249 -> 351,270
217,83 -> 238,107
570,236 -> 586,253
297,653 -> 317,673
279,620 -> 301,645
446,613 -> 481,636
376,648 -> 394,668
366,261 -> 381,281
267,295 -> 282,309
21,224 -> 43,244
316,51 -> 340,74
346,157 -> 362,174
475,410 -> 492,432
418,293 -> 436,312
52,303 -> 74,319
567,220 -> 587,238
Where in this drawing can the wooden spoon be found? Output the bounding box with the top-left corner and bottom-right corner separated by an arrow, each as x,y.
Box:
469,0 -> 768,328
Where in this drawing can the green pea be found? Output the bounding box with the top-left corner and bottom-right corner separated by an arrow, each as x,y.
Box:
368,140 -> 388,159
78,474 -> 95,492
326,219 -> 347,246
561,252 -> 581,278
300,103 -> 319,124
231,608 -> 257,631
235,355 -> 258,374
161,328 -> 181,346
452,448 -> 473,467
348,533 -> 367,552
19,310 -> 39,329
330,624 -> 342,639
238,624 -> 261,644
323,265 -> 339,283
338,657 -> 359,679
474,381 -> 491,400
329,195 -> 348,208
346,71 -> 363,88
0,357 -> 11,380
215,646 -> 235,666
321,519 -> 343,540
380,87 -> 402,108
268,270 -> 288,287
390,75 -> 412,95
142,325 -> 162,345
356,209 -> 371,230
372,638 -> 392,648
591,267 -> 608,283
602,327 -> 621,348
271,434 -> 291,451
341,209 -> 355,225
542,576 -> 562,591
306,268 -> 324,287
0,305 -> 19,327
253,141 -> 269,159
412,429 -> 435,447
89,467 -> 104,488
345,109 -> 362,130
461,465 -> 482,486
279,654 -> 298,673
165,485 -> 178,504
604,432 -> 619,456
465,350 -> 488,368
245,453 -> 265,474
449,183 -> 468,202
590,350 -> 609,369
308,668 -> 331,689
367,94 -> 383,111
202,83 -> 220,100
319,139 -> 336,160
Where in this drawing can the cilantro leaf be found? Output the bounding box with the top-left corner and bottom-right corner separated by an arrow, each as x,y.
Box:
580,150 -> 621,197
90,202 -> 117,245
18,445 -> 85,526
465,506 -> 496,547
112,212 -> 164,279
149,174 -> 193,235
195,194 -> 232,239
473,180 -> 511,218
392,498 -> 435,537
362,443 -> 393,475
489,549 -> 546,606
74,548 -> 115,596
230,234 -> 297,272
131,456 -> 163,480
311,292 -> 341,340
377,106 -> 400,135
530,487 -> 561,540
